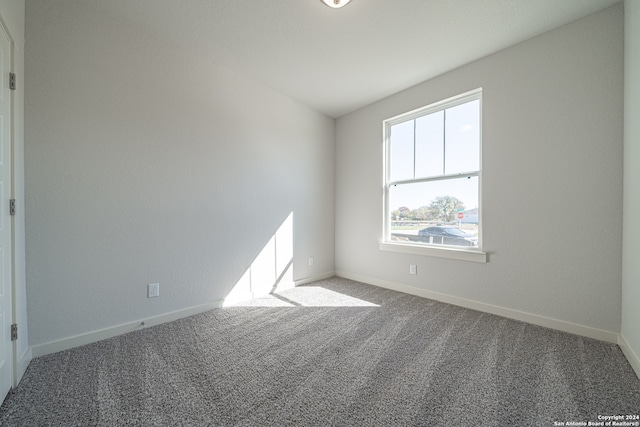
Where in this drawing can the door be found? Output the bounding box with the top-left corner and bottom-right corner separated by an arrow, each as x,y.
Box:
0,19 -> 12,402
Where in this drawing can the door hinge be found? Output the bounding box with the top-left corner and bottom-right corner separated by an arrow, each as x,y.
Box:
9,199 -> 15,216
11,324 -> 17,341
9,73 -> 16,91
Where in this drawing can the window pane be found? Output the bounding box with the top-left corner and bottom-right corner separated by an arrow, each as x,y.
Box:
444,100 -> 480,174
415,110 -> 444,178
388,176 -> 479,247
389,120 -> 414,182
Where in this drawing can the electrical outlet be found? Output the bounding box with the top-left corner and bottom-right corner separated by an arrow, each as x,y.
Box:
309,257 -> 314,266
409,264 -> 417,275
148,283 -> 160,298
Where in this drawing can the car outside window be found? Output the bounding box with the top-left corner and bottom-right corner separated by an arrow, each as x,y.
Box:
383,89 -> 482,252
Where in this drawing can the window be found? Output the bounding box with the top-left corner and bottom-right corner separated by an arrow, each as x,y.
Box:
381,89 -> 485,262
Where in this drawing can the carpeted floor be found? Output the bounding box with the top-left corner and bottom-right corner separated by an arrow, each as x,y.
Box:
1,277 -> 638,426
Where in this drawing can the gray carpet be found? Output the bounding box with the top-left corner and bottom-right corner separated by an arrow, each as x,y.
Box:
1,277 -> 638,426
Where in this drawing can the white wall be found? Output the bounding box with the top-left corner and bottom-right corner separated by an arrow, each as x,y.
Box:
622,0 -> 640,375
0,0 -> 28,382
25,1 -> 335,349
336,5 -> 623,334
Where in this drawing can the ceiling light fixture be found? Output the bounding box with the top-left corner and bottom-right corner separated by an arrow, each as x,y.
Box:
321,0 -> 352,8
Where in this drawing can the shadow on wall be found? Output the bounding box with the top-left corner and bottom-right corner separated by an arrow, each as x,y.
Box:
223,212 -> 295,306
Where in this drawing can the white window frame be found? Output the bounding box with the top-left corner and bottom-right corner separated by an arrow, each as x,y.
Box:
380,88 -> 487,263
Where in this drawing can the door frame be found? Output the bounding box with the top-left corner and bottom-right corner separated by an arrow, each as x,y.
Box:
0,9 -> 15,397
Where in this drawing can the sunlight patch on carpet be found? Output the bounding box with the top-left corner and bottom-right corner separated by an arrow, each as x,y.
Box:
227,286 -> 380,308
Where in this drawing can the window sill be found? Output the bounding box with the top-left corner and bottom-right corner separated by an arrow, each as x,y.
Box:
379,241 -> 487,263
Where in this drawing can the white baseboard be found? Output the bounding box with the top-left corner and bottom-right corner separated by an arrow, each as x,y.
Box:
29,270 -> 628,370
14,346 -> 32,386
618,334 -> 640,379
31,300 -> 224,358
30,273 -> 337,359
335,271 -> 619,344
295,271 -> 335,286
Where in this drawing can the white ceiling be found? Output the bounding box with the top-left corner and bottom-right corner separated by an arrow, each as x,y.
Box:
94,0 -> 620,118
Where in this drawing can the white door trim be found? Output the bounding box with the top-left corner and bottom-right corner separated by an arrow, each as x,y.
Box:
0,9 -> 15,398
